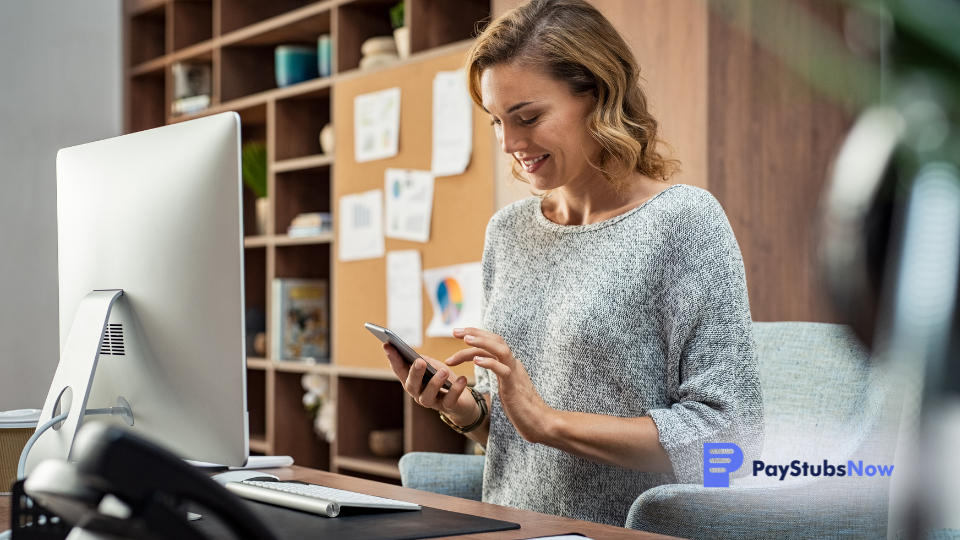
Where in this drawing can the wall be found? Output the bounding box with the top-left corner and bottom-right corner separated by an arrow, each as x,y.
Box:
0,1 -> 122,410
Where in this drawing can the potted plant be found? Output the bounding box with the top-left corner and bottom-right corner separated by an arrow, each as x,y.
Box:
390,1 -> 409,59
242,141 -> 268,236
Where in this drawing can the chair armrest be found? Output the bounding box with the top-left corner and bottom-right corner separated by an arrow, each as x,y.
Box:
398,452 -> 485,502
626,480 -> 888,540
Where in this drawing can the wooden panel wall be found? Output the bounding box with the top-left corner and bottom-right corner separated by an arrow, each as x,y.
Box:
333,45 -> 496,375
491,0 -> 851,323
707,1 -> 850,322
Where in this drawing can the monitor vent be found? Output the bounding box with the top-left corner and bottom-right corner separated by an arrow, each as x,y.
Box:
99,324 -> 126,356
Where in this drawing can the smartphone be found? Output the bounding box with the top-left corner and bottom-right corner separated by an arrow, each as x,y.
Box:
365,323 -> 453,390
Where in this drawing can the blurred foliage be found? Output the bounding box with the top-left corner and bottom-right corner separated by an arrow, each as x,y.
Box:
390,1 -> 405,30
241,141 -> 267,199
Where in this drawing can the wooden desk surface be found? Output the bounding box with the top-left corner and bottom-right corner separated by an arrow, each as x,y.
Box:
2,466 -> 682,540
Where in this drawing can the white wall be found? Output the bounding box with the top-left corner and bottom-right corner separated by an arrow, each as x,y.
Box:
0,1 -> 121,410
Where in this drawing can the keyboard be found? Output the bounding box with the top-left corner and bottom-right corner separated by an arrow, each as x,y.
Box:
224,480 -> 421,518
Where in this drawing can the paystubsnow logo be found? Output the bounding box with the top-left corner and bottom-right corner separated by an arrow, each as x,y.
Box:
702,443 -> 894,488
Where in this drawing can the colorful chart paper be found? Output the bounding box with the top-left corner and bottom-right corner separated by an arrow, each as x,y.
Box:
437,278 -> 463,324
384,168 -> 434,243
423,262 -> 482,337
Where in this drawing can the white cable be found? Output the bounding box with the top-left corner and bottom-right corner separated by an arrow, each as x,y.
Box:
16,406 -> 130,481
17,411 -> 70,482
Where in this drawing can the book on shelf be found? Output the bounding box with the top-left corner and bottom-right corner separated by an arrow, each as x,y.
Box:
171,61 -> 212,116
287,212 -> 332,238
171,95 -> 211,116
271,278 -> 329,362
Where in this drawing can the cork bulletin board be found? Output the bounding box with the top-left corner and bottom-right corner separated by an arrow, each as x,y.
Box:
333,42 -> 497,378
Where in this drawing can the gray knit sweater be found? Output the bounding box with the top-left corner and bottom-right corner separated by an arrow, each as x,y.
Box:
473,184 -> 763,526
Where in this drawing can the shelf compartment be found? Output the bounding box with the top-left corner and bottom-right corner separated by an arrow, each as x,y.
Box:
244,246 -> 267,356
128,71 -> 166,133
275,243 -> 330,280
275,95 -> 330,161
129,4 -> 167,65
171,0 -> 213,51
126,0 -> 168,17
408,0 -> 490,55
273,371 -> 330,469
244,246 -> 267,310
166,41 -> 473,126
249,437 -> 270,454
220,0 -> 317,36
248,367 -> 268,444
336,377 -> 404,464
222,2 -> 332,48
336,0 -> 397,73
220,45 -> 277,103
274,168 -> 331,237
334,455 -> 401,480
405,396 -> 466,455
243,185 -> 262,238
238,102 -> 267,159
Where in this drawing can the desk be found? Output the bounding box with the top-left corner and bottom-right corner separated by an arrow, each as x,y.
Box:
2,466 -> 682,540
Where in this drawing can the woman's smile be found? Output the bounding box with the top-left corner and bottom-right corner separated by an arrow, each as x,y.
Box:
518,153 -> 550,173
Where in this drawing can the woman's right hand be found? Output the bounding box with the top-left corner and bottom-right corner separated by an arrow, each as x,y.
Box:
382,343 -> 480,428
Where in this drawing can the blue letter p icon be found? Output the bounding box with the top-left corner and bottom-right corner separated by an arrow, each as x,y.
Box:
703,443 -> 744,487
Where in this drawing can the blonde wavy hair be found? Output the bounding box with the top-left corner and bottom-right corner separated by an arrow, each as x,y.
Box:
466,0 -> 679,188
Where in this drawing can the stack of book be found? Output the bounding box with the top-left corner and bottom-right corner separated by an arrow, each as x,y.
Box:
287,212 -> 332,237
171,61 -> 212,116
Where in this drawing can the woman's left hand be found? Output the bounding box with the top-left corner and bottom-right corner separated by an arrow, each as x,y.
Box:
445,327 -> 554,444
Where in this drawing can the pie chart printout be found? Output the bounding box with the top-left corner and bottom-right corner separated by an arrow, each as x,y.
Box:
423,262 -> 481,337
437,278 -> 463,324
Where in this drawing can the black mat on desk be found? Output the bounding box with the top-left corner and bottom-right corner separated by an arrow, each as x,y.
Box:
191,499 -> 520,540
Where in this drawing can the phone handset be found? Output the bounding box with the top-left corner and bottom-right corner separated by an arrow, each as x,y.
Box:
24,423 -> 279,540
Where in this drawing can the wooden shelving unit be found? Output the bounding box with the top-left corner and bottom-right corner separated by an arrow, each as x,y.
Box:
124,0 -> 491,483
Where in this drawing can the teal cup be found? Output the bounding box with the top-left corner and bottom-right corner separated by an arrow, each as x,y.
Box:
275,45 -> 319,87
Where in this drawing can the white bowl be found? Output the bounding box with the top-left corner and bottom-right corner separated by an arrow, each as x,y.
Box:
361,36 -> 398,56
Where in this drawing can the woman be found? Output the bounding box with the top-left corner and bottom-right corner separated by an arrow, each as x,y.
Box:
384,0 -> 763,527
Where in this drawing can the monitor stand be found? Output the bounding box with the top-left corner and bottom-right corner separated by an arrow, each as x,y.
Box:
25,289 -> 135,476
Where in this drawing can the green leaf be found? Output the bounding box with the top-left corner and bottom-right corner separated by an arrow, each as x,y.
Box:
390,1 -> 405,30
242,141 -> 268,199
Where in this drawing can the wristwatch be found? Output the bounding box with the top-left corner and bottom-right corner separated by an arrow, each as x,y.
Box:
439,387 -> 488,434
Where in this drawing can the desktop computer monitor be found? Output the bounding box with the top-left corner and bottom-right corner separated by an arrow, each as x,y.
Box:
24,113 -> 248,475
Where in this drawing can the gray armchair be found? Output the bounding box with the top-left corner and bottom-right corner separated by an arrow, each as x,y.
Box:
399,322 -> 900,539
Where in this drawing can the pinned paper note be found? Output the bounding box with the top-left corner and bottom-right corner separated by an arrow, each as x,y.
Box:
338,190 -> 384,262
387,250 -> 423,347
423,262 -> 483,337
385,169 -> 434,243
431,70 -> 473,177
355,87 -> 401,163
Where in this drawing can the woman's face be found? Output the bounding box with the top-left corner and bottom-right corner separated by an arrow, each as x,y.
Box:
480,62 -> 601,192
